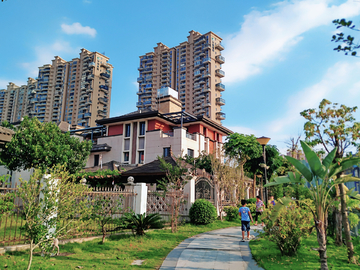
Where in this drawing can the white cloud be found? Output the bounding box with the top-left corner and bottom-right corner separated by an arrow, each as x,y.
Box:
21,41 -> 80,77
226,125 -> 258,136
223,0 -> 360,84
61,22 -> 97,38
83,0 -> 91,3
266,61 -> 360,135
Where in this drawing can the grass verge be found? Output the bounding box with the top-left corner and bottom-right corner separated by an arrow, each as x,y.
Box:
250,232 -> 360,270
0,219 -> 241,269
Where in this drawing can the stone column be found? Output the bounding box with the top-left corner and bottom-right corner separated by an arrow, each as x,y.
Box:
184,177 -> 195,215
134,183 -> 148,215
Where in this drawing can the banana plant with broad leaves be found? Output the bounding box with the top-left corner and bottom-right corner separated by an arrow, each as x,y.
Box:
265,141 -> 360,270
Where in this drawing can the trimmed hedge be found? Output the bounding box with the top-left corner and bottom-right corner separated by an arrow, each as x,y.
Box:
189,199 -> 217,225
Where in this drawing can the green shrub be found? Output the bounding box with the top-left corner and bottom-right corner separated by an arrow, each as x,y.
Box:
223,206 -> 238,221
121,213 -> 164,236
189,199 -> 217,225
261,201 -> 313,256
247,198 -> 257,204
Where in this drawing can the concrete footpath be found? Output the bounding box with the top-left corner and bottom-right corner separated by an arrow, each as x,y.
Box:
160,226 -> 264,270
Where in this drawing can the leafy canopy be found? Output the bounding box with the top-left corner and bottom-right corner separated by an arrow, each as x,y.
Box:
223,133 -> 262,163
1,116 -> 92,173
300,99 -> 360,157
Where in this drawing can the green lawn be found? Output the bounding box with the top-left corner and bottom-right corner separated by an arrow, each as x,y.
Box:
250,232 -> 360,270
0,219 -> 241,269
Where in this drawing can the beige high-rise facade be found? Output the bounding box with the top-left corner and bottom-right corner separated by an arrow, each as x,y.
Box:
137,30 -> 225,123
0,48 -> 113,128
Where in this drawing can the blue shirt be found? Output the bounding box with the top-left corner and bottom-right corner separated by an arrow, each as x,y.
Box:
239,206 -> 250,221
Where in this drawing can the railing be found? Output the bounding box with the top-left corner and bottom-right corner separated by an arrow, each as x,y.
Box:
186,132 -> 196,141
162,131 -> 174,137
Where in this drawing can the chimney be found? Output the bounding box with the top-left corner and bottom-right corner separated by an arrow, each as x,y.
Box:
157,87 -> 182,113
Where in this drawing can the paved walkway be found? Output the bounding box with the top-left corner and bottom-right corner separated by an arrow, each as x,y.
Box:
160,225 -> 264,270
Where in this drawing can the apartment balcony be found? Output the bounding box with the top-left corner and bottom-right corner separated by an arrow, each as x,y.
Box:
143,100 -> 152,105
101,62 -> 110,68
88,74 -> 95,80
194,37 -> 206,45
136,91 -> 142,95
215,83 -> 225,92
202,57 -> 211,64
145,84 -> 152,89
136,102 -> 142,107
99,97 -> 108,104
216,112 -> 226,120
215,69 -> 225,78
199,65 -> 205,71
194,104 -> 202,110
199,79 -> 206,85
84,112 -> 91,118
100,73 -> 110,79
216,97 -> 225,106
194,83 -> 201,90
79,98 -> 86,104
85,100 -> 92,106
216,43 -> 225,51
143,67 -> 153,73
202,43 -> 211,49
141,91 -> 152,97
137,77 -> 144,83
215,55 -> 225,64
203,87 -> 211,93
99,85 -> 109,90
203,101 -> 211,107
89,62 -> 95,67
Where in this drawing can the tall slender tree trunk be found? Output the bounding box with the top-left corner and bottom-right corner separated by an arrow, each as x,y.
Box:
334,185 -> 343,246
27,241 -> 34,270
339,183 -> 356,263
315,218 -> 328,270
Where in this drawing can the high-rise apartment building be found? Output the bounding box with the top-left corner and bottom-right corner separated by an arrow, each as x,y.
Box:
0,48 -> 113,128
137,30 -> 225,123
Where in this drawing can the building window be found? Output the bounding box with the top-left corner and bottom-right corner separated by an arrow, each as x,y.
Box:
139,121 -> 146,136
138,151 -> 144,164
187,148 -> 194,158
163,147 -> 171,157
94,154 -> 99,166
139,137 -> 145,149
124,152 -> 129,162
125,124 -> 131,137
124,139 -> 130,151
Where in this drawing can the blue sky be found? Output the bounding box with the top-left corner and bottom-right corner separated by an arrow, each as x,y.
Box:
1,0 -> 360,153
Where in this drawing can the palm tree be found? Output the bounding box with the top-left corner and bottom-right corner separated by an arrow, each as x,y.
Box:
265,141 -> 360,270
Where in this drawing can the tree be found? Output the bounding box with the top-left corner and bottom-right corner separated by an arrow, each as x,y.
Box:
158,156 -> 191,233
182,151 -> 213,174
0,116 -> 92,174
18,165 -> 92,270
285,134 -> 301,158
0,175 -> 14,219
301,99 -> 360,261
224,133 -> 262,199
91,195 -> 123,243
332,18 -> 360,56
266,141 -> 360,270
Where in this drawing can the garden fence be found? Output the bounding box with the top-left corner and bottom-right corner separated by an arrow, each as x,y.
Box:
147,191 -> 189,221
0,186 -> 136,247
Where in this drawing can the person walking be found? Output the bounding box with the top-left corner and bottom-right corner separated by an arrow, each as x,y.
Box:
238,199 -> 254,242
255,196 -> 264,227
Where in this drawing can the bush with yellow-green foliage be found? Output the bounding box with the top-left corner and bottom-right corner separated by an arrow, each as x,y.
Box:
261,199 -> 313,256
